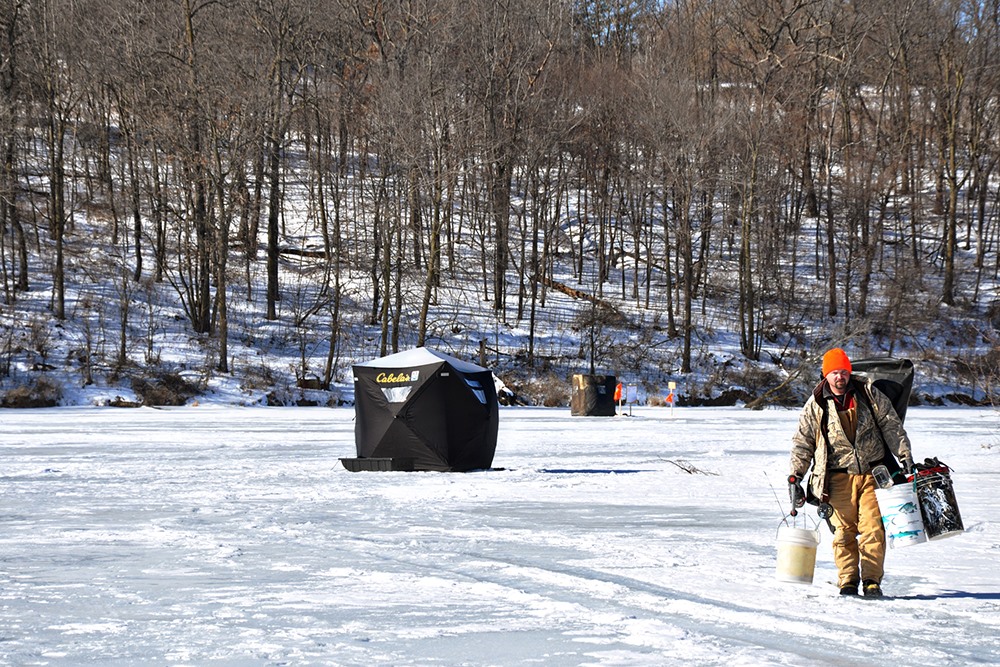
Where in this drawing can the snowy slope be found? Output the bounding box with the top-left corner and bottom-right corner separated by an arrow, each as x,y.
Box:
1,406 -> 998,666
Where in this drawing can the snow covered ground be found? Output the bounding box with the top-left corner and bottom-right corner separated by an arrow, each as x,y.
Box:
1,405 -> 998,666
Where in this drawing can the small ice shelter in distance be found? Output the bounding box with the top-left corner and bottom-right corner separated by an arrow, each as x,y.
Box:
343,347 -> 499,472
570,374 -> 617,416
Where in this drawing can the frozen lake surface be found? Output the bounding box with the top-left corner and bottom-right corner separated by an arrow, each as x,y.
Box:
2,405 -> 999,665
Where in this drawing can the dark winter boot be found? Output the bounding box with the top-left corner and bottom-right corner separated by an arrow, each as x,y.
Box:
862,580 -> 883,598
839,582 -> 859,596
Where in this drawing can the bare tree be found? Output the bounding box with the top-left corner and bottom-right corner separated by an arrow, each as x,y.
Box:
0,0 -> 28,301
22,0 -> 87,320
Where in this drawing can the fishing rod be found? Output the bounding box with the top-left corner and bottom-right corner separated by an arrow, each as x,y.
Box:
764,471 -> 794,520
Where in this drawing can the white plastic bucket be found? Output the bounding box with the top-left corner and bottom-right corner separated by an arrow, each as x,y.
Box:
776,525 -> 821,584
875,482 -> 927,548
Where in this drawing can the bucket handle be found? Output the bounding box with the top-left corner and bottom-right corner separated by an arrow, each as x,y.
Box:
778,511 -> 821,535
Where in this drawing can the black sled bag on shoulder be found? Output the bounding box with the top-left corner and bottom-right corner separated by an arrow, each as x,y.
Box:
851,357 -> 914,477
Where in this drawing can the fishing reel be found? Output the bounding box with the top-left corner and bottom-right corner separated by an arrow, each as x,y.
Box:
817,502 -> 835,533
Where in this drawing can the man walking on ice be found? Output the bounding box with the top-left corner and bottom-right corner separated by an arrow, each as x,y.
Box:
788,348 -> 915,597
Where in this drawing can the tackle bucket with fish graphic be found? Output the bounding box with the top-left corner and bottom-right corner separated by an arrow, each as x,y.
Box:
874,481 -> 927,548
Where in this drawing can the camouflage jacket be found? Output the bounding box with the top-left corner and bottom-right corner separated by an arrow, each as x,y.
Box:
790,376 -> 913,502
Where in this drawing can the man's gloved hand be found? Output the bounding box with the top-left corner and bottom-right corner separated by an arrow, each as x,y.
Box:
900,455 -> 914,475
788,475 -> 806,508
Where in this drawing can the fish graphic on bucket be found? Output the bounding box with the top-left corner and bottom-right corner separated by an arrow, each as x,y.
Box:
874,472 -> 927,548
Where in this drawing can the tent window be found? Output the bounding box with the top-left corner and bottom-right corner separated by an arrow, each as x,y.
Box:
381,386 -> 412,403
465,379 -> 486,404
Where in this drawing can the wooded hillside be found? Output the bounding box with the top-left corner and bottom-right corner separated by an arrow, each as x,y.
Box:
2,0 -> 999,406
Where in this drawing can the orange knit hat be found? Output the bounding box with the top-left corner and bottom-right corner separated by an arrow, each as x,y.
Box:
822,348 -> 852,376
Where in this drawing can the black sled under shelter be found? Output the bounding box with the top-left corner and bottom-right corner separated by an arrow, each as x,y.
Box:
346,347 -> 499,472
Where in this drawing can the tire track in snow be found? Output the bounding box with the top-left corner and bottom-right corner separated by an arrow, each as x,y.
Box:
332,530 -> 999,666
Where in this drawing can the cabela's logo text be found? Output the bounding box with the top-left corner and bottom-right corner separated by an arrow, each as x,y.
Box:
376,370 -> 419,383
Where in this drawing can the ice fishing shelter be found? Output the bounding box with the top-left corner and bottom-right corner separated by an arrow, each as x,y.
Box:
851,357 -> 914,423
570,374 -> 617,416
851,357 -> 915,479
346,347 -> 499,472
